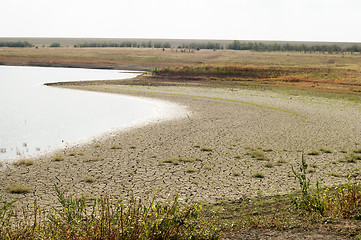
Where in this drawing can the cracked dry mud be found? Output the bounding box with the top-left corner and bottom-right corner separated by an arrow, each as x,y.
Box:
1,84 -> 361,215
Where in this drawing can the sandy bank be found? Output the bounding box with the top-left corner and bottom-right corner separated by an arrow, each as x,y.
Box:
1,79 -> 361,211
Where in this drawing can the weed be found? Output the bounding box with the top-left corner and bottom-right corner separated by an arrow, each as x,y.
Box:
186,168 -> 197,173
253,172 -> 265,178
0,148 -> 6,153
232,171 -> 241,177
307,168 -> 316,173
68,152 -> 76,156
263,148 -> 273,152
83,158 -> 103,162
193,144 -> 200,148
340,148 -> 348,153
320,148 -> 332,153
246,148 -> 268,160
53,155 -> 64,162
234,155 -> 242,159
110,145 -> 122,150
340,153 -> 361,163
0,185 -> 220,239
291,155 -> 325,214
200,147 -> 213,152
82,176 -> 95,183
307,150 -> 320,156
354,148 -> 361,154
276,158 -> 287,165
13,159 -> 34,166
329,172 -> 344,178
7,184 -> 31,194
265,162 -> 274,168
162,157 -> 197,165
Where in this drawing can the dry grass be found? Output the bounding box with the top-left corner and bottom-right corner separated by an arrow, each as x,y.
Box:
162,157 -> 198,165
2,47 -> 361,95
7,184 -> 31,194
82,176 -> 95,183
83,158 -> 104,162
52,155 -> 64,161
13,159 -> 34,166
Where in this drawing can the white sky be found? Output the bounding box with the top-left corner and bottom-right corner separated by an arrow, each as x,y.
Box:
1,0 -> 360,42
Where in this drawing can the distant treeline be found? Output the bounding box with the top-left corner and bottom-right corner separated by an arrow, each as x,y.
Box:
1,39 -> 361,53
226,40 -> 361,53
74,41 -> 171,49
72,40 -> 361,53
0,41 -> 33,47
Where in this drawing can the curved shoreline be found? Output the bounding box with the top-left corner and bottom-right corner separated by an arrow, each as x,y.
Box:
1,77 -> 361,212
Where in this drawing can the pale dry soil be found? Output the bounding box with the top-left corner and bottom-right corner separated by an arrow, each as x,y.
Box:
1,81 -> 361,239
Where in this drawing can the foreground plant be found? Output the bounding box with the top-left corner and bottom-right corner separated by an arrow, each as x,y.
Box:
0,185 -> 220,239
292,155 -> 361,219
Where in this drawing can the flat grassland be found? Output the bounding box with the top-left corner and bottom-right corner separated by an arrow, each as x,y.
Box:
1,47 -> 361,239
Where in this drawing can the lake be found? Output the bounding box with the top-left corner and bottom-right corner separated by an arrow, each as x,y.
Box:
0,66 -> 183,161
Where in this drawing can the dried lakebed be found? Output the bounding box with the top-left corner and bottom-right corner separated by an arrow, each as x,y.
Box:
1,82 -> 361,211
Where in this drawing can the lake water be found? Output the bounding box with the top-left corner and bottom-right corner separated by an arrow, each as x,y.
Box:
0,66 -> 183,161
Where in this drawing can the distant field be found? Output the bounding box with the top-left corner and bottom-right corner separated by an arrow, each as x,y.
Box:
0,46 -> 361,95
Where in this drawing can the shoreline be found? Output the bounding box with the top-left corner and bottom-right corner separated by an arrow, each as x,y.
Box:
1,74 -> 361,212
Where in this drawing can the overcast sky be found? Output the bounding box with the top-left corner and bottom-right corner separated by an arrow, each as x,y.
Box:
1,0 -> 360,42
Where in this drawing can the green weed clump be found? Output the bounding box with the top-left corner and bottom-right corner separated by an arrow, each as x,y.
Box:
0,185 -> 220,239
292,155 -> 361,219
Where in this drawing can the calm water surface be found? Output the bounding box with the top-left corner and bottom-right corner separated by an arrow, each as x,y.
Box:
0,66 -> 176,161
